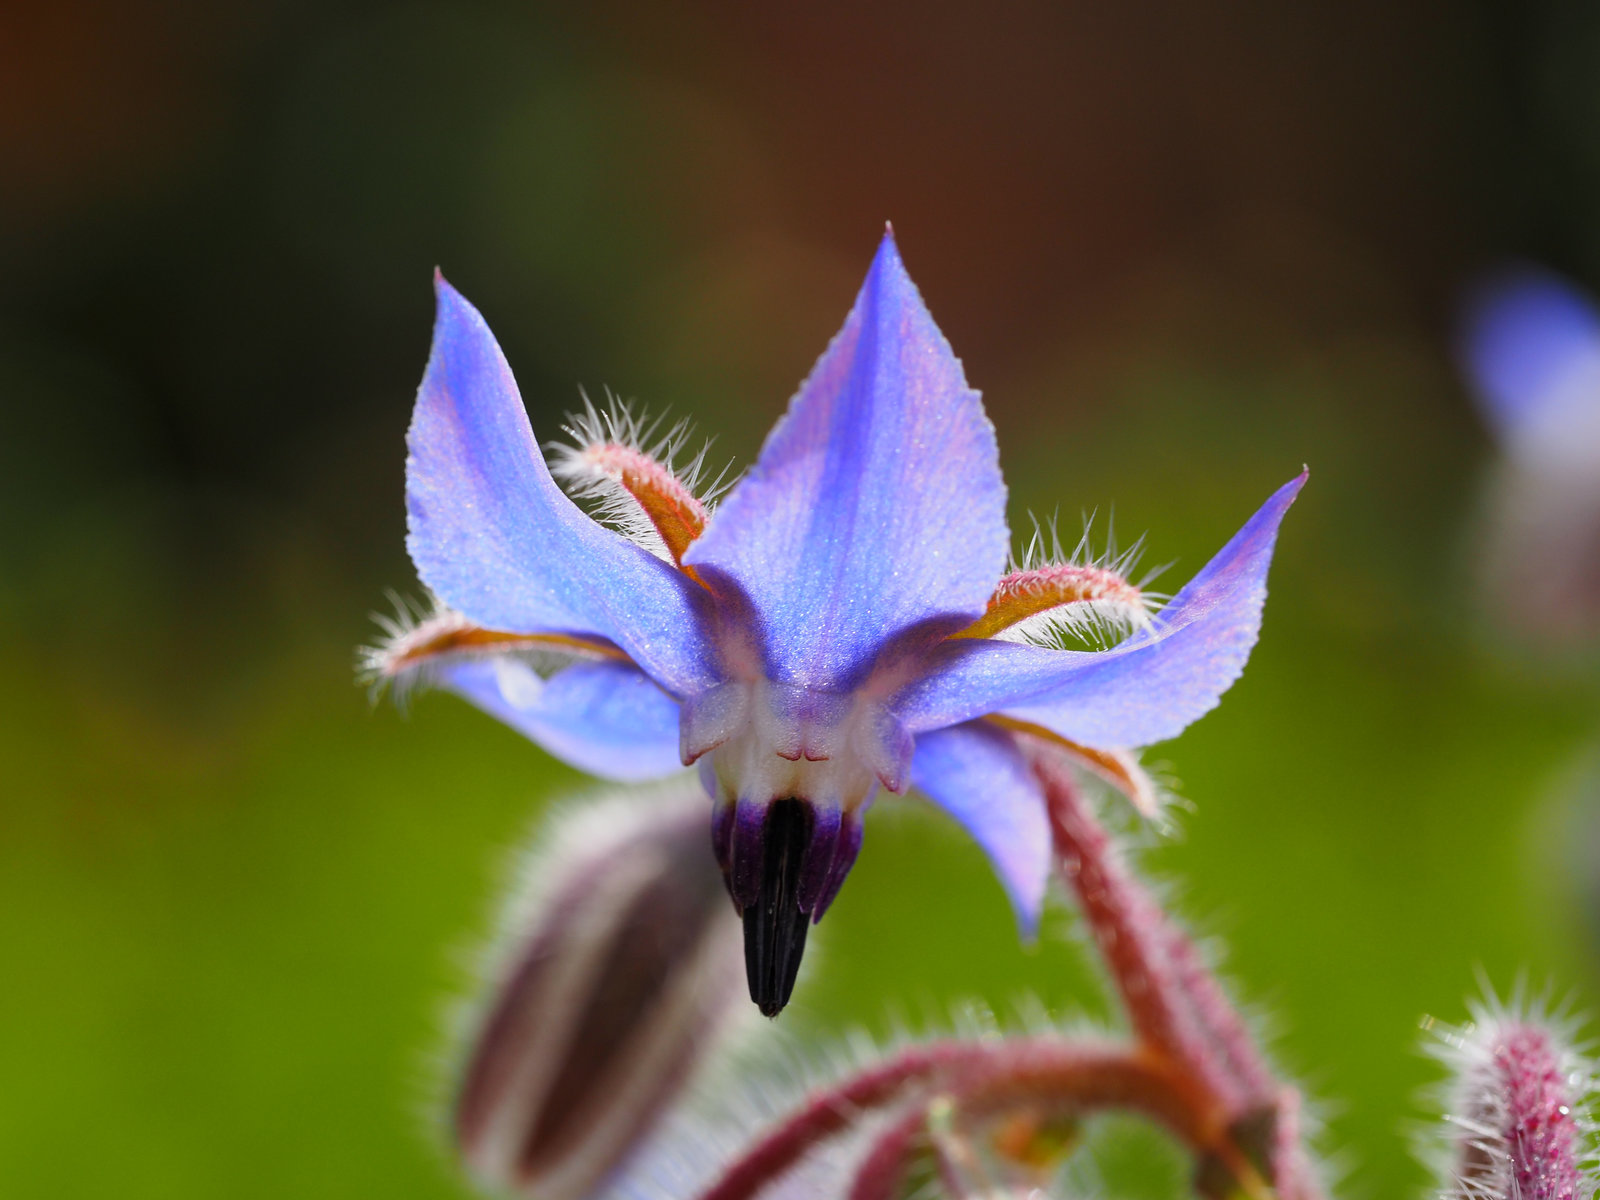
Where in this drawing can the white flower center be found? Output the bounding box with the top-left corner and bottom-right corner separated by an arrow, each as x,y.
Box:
681,678 -> 910,812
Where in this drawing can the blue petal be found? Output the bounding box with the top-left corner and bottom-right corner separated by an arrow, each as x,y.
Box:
910,721 -> 1050,935
895,474 -> 1304,748
407,275 -> 720,697
437,658 -> 685,782
682,232 -> 1009,690
1459,267 -> 1600,442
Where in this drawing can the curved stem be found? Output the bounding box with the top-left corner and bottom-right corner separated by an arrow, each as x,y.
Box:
695,1042 -> 992,1200
699,1039 -> 1227,1200
1025,734 -> 1324,1200
1028,740 -> 1240,1101
846,1104 -> 927,1200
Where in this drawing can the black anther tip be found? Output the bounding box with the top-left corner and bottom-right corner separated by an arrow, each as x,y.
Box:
741,798 -> 813,1017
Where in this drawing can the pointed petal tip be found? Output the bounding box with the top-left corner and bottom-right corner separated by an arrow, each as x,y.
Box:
1270,470 -> 1308,511
429,268 -> 473,324
868,224 -> 907,282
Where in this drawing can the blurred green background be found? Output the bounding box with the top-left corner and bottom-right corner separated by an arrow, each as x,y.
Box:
6,1 -> 1600,1195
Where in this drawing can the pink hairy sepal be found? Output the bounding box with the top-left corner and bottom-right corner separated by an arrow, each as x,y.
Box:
958,562 -> 1149,641
573,441 -> 708,562
1460,1023 -> 1585,1200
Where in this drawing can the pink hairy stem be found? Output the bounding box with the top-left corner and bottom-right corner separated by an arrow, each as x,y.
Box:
695,1041 -> 994,1200
1162,922 -> 1278,1107
704,1039 -> 1244,1200
1025,736 -> 1324,1200
1028,740 -> 1247,1105
843,1042 -> 1265,1200
1268,1084 -> 1324,1200
845,1104 -> 928,1200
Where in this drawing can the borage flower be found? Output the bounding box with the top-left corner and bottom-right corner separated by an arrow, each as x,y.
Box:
378,230 -> 1304,1016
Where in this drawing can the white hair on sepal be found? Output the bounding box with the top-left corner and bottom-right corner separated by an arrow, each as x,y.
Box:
994,596 -> 1155,652
355,589 -> 452,705
548,388 -> 735,560
1012,508 -> 1161,582
1064,747 -> 1184,840
1416,975 -> 1599,1200
996,510 -> 1170,651
356,590 -> 595,709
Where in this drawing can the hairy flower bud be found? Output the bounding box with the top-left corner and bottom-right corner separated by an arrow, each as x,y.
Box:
450,778 -> 745,1199
1427,996 -> 1594,1200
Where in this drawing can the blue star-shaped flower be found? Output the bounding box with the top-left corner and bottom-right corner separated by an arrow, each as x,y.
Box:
380,231 -> 1304,1016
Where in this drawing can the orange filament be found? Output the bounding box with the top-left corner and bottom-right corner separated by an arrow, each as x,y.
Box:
956,563 -> 1147,641
574,442 -> 708,565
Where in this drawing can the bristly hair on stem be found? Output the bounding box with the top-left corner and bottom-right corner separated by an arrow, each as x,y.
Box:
1024,733 -> 1328,1200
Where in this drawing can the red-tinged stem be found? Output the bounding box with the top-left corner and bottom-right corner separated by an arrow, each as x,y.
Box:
1028,742 -> 1236,1102
1026,737 -> 1324,1200
846,1104 -> 927,1200
944,1043 -> 1217,1146
695,1042 -> 992,1200
701,1039 -> 1236,1200
1270,1086 -> 1325,1200
1162,923 -> 1277,1109
845,1043 -> 1262,1200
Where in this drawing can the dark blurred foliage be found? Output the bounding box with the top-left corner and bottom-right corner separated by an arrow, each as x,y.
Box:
6,2 -> 1600,1197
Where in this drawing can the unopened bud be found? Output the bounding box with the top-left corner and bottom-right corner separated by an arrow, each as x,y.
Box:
1428,997 -> 1593,1200
451,777 -> 745,1199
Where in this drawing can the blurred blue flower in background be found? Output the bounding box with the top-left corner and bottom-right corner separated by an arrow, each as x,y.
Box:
1460,267 -> 1600,645
372,230 -> 1304,1016
1461,266 -> 1600,459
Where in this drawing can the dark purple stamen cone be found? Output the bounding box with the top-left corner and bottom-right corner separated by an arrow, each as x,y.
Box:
743,799 -> 814,1017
